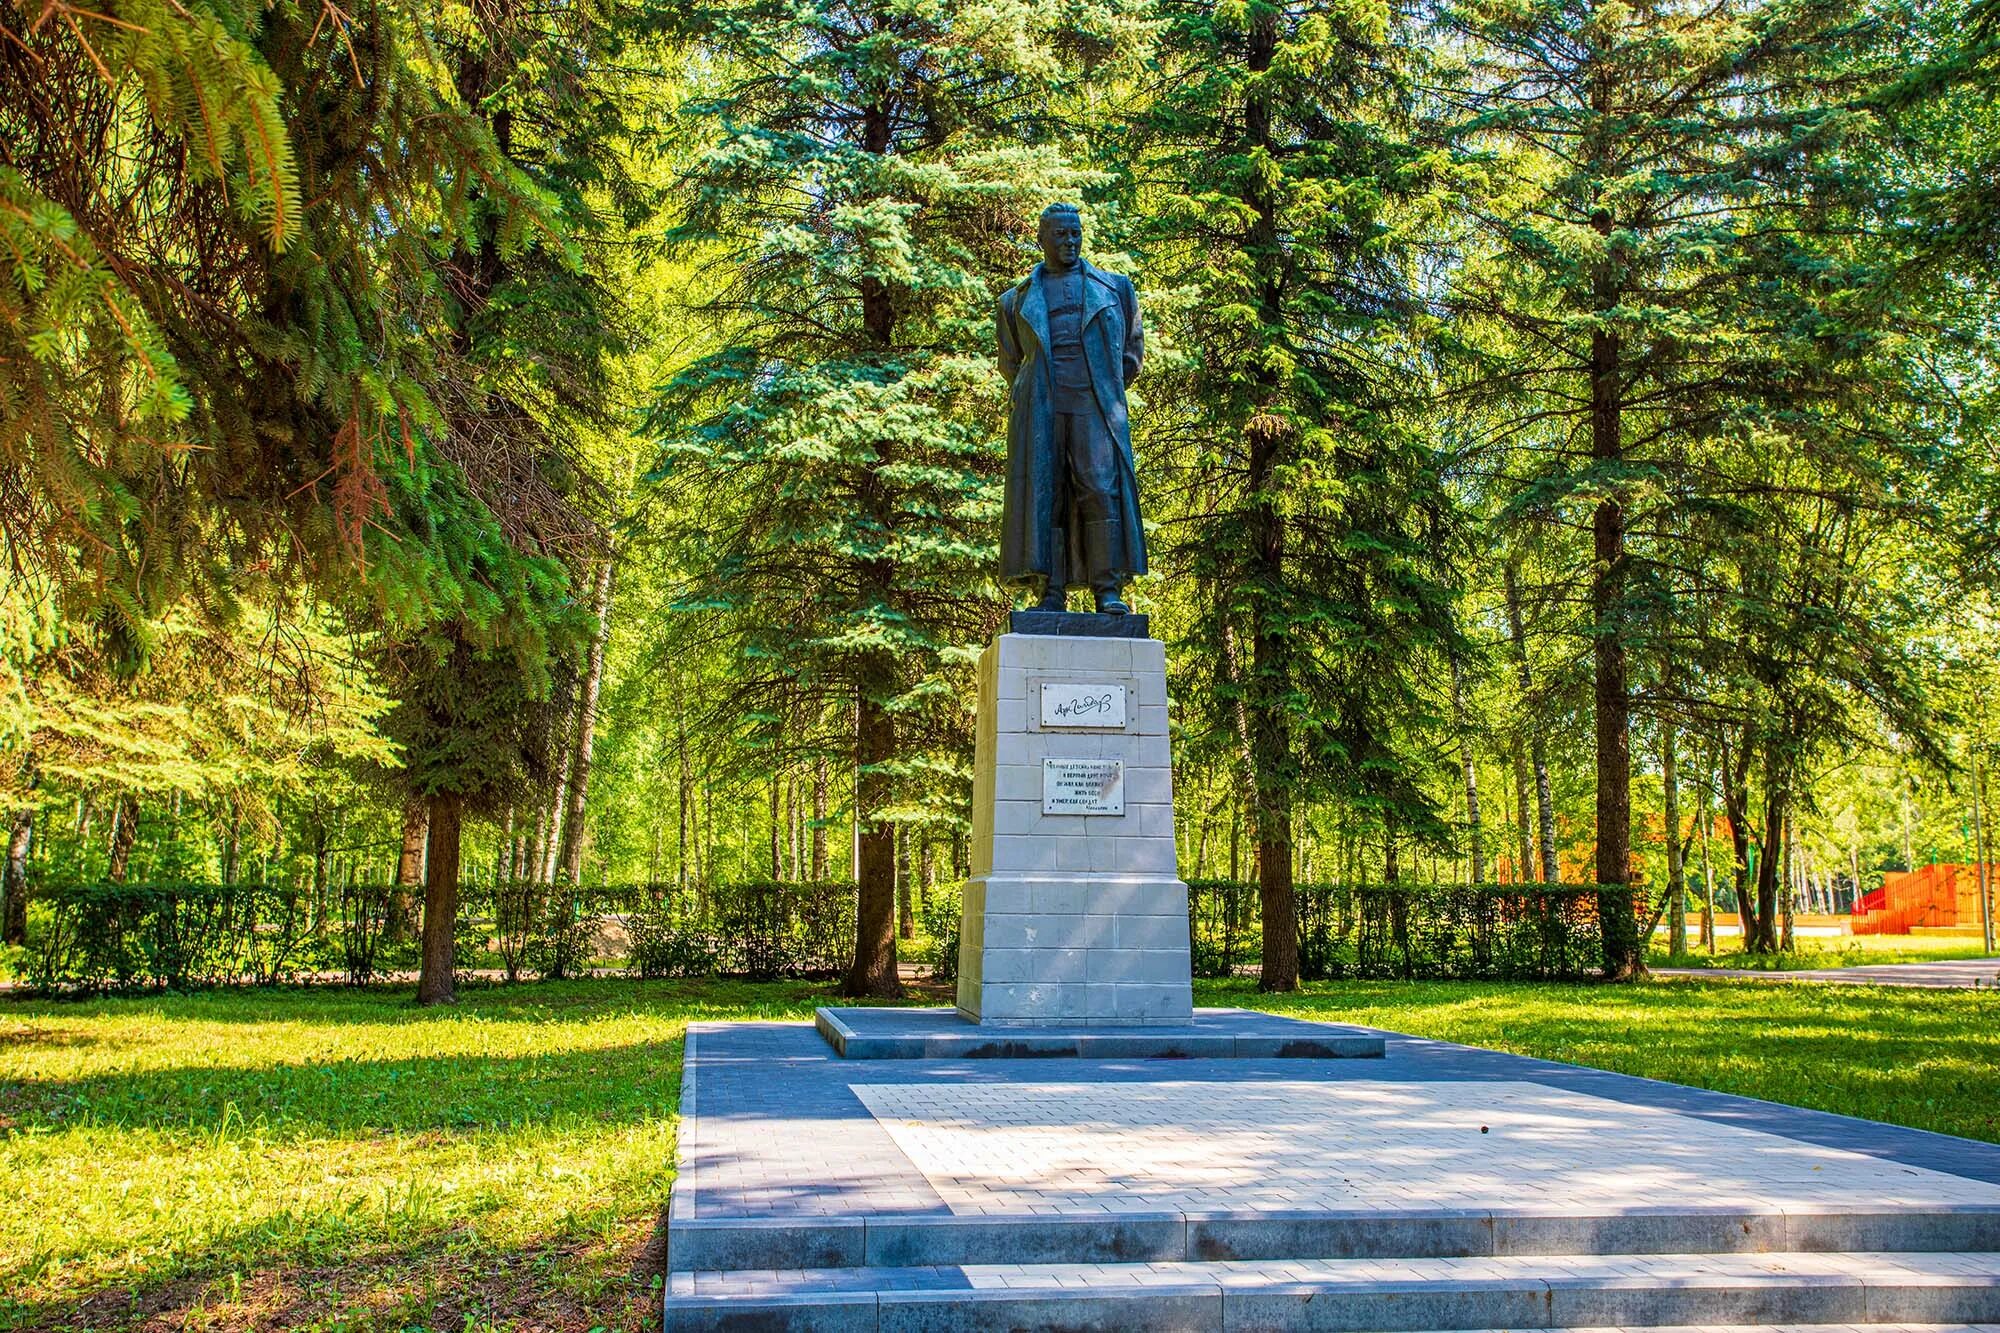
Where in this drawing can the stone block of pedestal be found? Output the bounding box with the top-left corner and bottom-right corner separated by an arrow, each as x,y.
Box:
956,631 -> 1193,1026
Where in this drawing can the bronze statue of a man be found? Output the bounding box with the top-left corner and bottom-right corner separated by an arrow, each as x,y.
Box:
996,203 -> 1147,614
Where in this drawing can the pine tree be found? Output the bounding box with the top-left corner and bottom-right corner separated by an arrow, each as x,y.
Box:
1132,0 -> 1461,988
649,0 -> 1134,996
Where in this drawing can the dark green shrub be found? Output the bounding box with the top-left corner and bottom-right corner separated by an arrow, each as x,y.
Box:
1349,884 -> 1608,980
1186,878 -> 1260,978
625,902 -> 720,978
713,880 -> 853,979
913,882 -> 962,982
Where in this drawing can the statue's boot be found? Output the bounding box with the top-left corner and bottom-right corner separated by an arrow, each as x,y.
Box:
1083,519 -> 1130,614
1037,526 -> 1067,612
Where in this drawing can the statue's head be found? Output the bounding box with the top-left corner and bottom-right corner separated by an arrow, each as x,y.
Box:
1037,203 -> 1083,271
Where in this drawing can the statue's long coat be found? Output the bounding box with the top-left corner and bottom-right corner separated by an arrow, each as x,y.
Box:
995,260 -> 1148,583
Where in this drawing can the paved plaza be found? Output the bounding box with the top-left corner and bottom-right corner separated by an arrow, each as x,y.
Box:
846,1079 -> 2000,1216
665,1013 -> 2000,1329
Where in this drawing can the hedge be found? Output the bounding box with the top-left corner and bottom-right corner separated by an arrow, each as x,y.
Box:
22,876 -> 1618,992
24,879 -> 861,994
1190,879 -> 1621,981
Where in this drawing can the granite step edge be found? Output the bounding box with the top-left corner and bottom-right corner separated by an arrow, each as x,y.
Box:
665,1253 -> 2000,1332
666,1204 -> 2000,1272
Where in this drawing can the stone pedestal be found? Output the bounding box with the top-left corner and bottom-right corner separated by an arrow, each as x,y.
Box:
956,632 -> 1193,1026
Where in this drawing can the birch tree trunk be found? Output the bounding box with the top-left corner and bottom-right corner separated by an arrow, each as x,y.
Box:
1662,718 -> 1686,956
557,559 -> 615,885
4,805 -> 31,945
811,758 -> 828,880
1511,742 -> 1534,885
1451,656 -> 1483,883
1505,563 -> 1559,883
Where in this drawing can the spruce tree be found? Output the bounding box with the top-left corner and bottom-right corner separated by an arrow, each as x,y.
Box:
1132,0 -> 1460,988
650,0 -> 1126,995
1440,0 -> 1916,971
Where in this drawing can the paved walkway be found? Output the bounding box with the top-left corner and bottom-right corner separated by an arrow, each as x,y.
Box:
672,1013 -> 2000,1227
1654,958 -> 2000,988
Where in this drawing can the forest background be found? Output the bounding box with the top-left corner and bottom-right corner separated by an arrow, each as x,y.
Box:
2,0 -> 1998,999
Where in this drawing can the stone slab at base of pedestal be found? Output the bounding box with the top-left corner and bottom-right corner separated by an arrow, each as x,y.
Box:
958,631 -> 1193,1026
813,1006 -> 1387,1059
1007,609 -> 1152,638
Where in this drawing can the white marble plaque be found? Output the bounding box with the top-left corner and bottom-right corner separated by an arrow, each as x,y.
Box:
1042,758 -> 1125,815
1040,682 -> 1127,729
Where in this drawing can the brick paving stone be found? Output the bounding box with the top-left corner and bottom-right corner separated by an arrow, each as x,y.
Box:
844,1079 -> 2000,1217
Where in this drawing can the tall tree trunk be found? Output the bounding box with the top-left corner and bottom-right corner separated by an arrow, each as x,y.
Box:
107,794 -> 139,883
557,560 -> 615,885
496,805 -> 515,883
1589,249 -> 1638,978
220,801 -> 240,885
1662,717 -> 1686,956
1452,656 -> 1483,883
1721,733 -> 1757,946
4,805 -> 31,945
417,793 -> 462,1006
811,757 -> 828,880
527,804 -> 550,889
1237,5 -> 1298,993
678,718 -> 692,892
840,98 -> 903,999
789,776 -> 803,881
770,776 -> 782,879
897,825 -> 914,940
540,747 -> 569,885
1754,778 -> 1786,954
1505,562 -> 1558,882
844,683 -> 901,997
919,837 -> 934,924
1699,772 -> 1717,953
1510,742 -> 1534,885
392,794 -> 428,941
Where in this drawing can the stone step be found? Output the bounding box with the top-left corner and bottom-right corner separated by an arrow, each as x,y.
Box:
814,1005 -> 1388,1060
667,1204 -> 2000,1273
664,1250 -> 2000,1331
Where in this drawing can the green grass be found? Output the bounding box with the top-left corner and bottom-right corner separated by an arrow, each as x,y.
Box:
2,974 -> 1997,1330
1213,977 -> 2000,1144
1647,933 -> 1998,970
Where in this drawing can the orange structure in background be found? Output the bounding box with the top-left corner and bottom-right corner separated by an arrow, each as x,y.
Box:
1852,864 -> 1994,935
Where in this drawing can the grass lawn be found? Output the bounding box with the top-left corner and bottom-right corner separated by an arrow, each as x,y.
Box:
1647,932 -> 1998,970
2,975 -> 1997,1331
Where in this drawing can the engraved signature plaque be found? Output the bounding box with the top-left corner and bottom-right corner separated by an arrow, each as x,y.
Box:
1040,682 -> 1127,729
1042,758 -> 1125,815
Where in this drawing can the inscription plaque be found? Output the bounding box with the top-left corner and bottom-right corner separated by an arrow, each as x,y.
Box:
1042,758 -> 1125,815
1040,682 -> 1127,729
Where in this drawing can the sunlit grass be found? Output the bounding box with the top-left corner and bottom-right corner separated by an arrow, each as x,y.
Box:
1218,976 -> 2000,1144
1648,932 -> 1997,969
2,973 -> 1997,1329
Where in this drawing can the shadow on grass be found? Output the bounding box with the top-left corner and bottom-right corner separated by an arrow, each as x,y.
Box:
0,1215 -> 669,1333
0,975 -> 847,1024
5,1035 -> 693,1136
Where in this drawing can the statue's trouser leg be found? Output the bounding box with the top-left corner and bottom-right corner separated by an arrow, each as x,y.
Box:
1067,412 -> 1128,613
1039,415 -> 1074,610
1038,528 -> 1067,611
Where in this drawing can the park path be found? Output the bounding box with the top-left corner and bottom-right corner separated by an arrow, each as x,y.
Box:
1653,957 -> 2000,988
